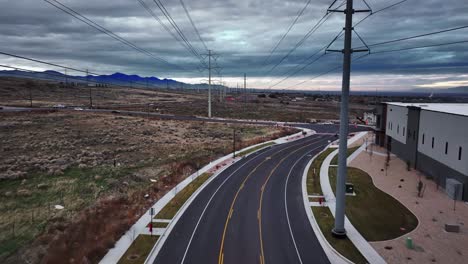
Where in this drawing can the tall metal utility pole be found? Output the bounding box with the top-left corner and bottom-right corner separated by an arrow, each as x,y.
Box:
87,69 -> 92,109
208,49 -> 212,118
232,128 -> 236,158
243,73 -> 247,114
328,0 -> 370,238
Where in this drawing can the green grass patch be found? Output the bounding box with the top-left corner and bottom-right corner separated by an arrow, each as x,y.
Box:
149,222 -> 169,228
329,167 -> 418,241
236,142 -> 275,157
155,173 -> 212,220
307,148 -> 335,195
118,235 -> 159,264
312,206 -> 367,264
331,146 -> 360,165
0,166 -> 136,260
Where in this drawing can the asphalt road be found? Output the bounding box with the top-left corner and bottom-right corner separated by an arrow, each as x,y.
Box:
1,105 -> 369,263
153,127 -> 365,264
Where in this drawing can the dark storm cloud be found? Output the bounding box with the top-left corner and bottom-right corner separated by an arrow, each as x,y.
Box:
0,0 -> 467,90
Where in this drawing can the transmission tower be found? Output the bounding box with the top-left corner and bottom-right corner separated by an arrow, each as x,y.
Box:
202,50 -> 220,118
328,0 -> 370,238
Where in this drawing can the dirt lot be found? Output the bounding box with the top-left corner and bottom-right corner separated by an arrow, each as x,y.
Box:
0,110 -> 295,263
0,77 -> 372,122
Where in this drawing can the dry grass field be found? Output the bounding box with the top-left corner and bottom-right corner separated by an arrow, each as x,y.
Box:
0,110 -> 295,263
0,77 -> 373,122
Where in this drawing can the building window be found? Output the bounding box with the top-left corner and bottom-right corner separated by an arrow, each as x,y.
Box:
445,142 -> 448,154
422,134 -> 425,144
403,127 -> 405,137
432,137 -> 435,149
413,131 -> 416,140
459,147 -> 463,160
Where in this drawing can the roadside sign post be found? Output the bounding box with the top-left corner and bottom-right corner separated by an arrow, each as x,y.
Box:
149,208 -> 154,236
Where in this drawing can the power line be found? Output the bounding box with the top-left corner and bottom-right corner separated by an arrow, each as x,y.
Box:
271,0 -> 412,89
136,0 -> 196,60
0,51 -> 98,76
288,38 -> 468,89
286,53 -> 369,89
371,40 -> 468,54
179,0 -> 208,51
269,53 -> 328,89
265,12 -> 332,75
43,0 -> 186,71
151,0 -> 206,66
323,0 -> 411,50
263,0 -> 347,75
366,25 -> 468,48
0,51 -> 161,88
263,0 -> 312,65
266,29 -> 343,88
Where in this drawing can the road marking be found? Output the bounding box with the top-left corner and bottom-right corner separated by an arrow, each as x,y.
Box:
180,145 -> 278,264
258,137 -> 331,264
284,145 -> 329,264
217,136 -> 325,264
179,136 -> 322,264
228,209 -> 233,219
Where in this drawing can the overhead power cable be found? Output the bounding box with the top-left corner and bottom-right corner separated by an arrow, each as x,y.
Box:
179,0 -> 208,51
288,38 -> 467,89
0,64 -> 136,88
151,0 -> 206,66
266,29 -> 343,88
265,13 -> 331,75
286,53 -> 369,89
0,51 -> 159,88
366,25 -> 468,48
43,0 -> 187,71
263,0 -> 312,65
371,40 -> 468,54
136,0 -> 198,60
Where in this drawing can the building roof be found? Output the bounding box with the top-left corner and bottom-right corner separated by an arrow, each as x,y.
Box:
385,102 -> 468,117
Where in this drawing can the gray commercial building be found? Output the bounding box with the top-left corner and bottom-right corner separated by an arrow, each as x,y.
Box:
375,103 -> 468,201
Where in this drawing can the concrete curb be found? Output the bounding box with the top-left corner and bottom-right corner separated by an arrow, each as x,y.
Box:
100,128 -> 315,264
301,146 -> 354,264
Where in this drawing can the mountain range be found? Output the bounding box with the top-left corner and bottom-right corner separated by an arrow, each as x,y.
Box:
0,69 -> 226,90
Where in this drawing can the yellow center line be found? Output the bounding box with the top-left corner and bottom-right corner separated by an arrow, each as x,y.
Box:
217,137 -> 325,264
258,138 -> 327,264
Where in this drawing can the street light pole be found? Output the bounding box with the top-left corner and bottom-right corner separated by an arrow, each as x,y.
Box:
233,128 -> 236,158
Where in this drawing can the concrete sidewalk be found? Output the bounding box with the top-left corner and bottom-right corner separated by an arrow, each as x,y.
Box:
100,128 -> 314,264
319,134 -> 386,264
351,145 -> 468,264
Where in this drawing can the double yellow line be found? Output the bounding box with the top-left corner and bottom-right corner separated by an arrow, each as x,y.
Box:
218,136 -> 328,264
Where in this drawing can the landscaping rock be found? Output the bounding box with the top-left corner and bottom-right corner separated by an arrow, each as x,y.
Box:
17,189 -> 32,197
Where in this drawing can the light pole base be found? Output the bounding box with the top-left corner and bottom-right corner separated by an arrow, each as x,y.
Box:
331,228 -> 347,239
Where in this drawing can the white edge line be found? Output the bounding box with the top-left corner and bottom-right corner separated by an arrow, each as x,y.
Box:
301,145 -> 354,264
284,142 -> 329,264
144,127 -> 317,264
100,128 -> 315,264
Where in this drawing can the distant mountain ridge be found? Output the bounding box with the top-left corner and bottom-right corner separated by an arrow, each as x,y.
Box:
0,69 -> 225,90
411,86 -> 468,94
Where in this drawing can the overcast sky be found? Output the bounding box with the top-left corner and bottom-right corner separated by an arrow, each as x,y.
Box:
1,0 -> 467,91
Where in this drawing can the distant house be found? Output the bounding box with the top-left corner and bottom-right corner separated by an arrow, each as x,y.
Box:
225,96 -> 235,101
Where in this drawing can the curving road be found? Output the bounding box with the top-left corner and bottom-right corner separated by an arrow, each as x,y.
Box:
1,105 -> 368,263
152,127 -> 364,264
